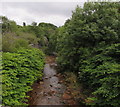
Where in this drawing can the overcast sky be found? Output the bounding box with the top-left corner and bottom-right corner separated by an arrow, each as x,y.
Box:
0,1 -> 87,26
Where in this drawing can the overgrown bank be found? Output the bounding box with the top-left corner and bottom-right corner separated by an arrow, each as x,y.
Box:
56,2 -> 120,107
2,48 -> 45,106
1,14 -> 56,106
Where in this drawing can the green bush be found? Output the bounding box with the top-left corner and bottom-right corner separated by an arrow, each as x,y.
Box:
2,33 -> 16,52
2,48 -> 45,106
1,16 -> 18,33
16,32 -> 39,46
13,39 -> 29,51
56,2 -> 120,107
2,33 -> 30,52
79,43 -> 120,106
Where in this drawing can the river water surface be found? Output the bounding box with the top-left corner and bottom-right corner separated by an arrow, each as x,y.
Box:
28,63 -> 66,106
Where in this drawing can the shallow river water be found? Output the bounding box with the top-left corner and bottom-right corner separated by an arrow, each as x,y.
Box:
28,64 -> 66,106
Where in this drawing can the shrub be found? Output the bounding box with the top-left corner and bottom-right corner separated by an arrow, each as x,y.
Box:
57,2 -> 120,107
2,32 -> 40,52
2,33 -> 30,52
16,32 -> 39,46
13,39 -> 29,51
2,33 -> 16,52
79,43 -> 120,106
2,48 -> 45,106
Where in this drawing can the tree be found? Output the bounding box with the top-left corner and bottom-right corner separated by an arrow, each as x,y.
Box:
23,22 -> 26,26
57,2 -> 120,106
31,22 -> 37,26
1,16 -> 18,33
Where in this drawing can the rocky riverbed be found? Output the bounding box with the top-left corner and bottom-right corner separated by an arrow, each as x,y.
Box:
28,56 -> 87,106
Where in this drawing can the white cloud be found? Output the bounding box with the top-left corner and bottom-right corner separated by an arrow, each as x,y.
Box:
1,0 -> 87,2
1,2 -> 85,26
35,15 -> 70,26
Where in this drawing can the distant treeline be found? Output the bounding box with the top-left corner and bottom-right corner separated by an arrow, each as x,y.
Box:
1,16 -> 57,54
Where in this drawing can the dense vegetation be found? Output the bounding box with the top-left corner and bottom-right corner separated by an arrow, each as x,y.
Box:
1,17 -> 52,105
2,49 -> 44,105
1,2 -> 120,107
56,2 -> 120,107
1,16 -> 57,54
1,13 -> 58,105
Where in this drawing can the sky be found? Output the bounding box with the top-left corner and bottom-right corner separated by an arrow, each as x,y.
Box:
1,0 -> 118,26
0,0 -> 87,27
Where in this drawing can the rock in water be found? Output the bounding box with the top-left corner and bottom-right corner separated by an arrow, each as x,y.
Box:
62,93 -> 72,100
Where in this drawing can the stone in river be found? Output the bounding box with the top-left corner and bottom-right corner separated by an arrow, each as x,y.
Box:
62,93 -> 72,100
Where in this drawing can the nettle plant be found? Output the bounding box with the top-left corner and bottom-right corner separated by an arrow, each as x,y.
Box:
2,48 -> 45,106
